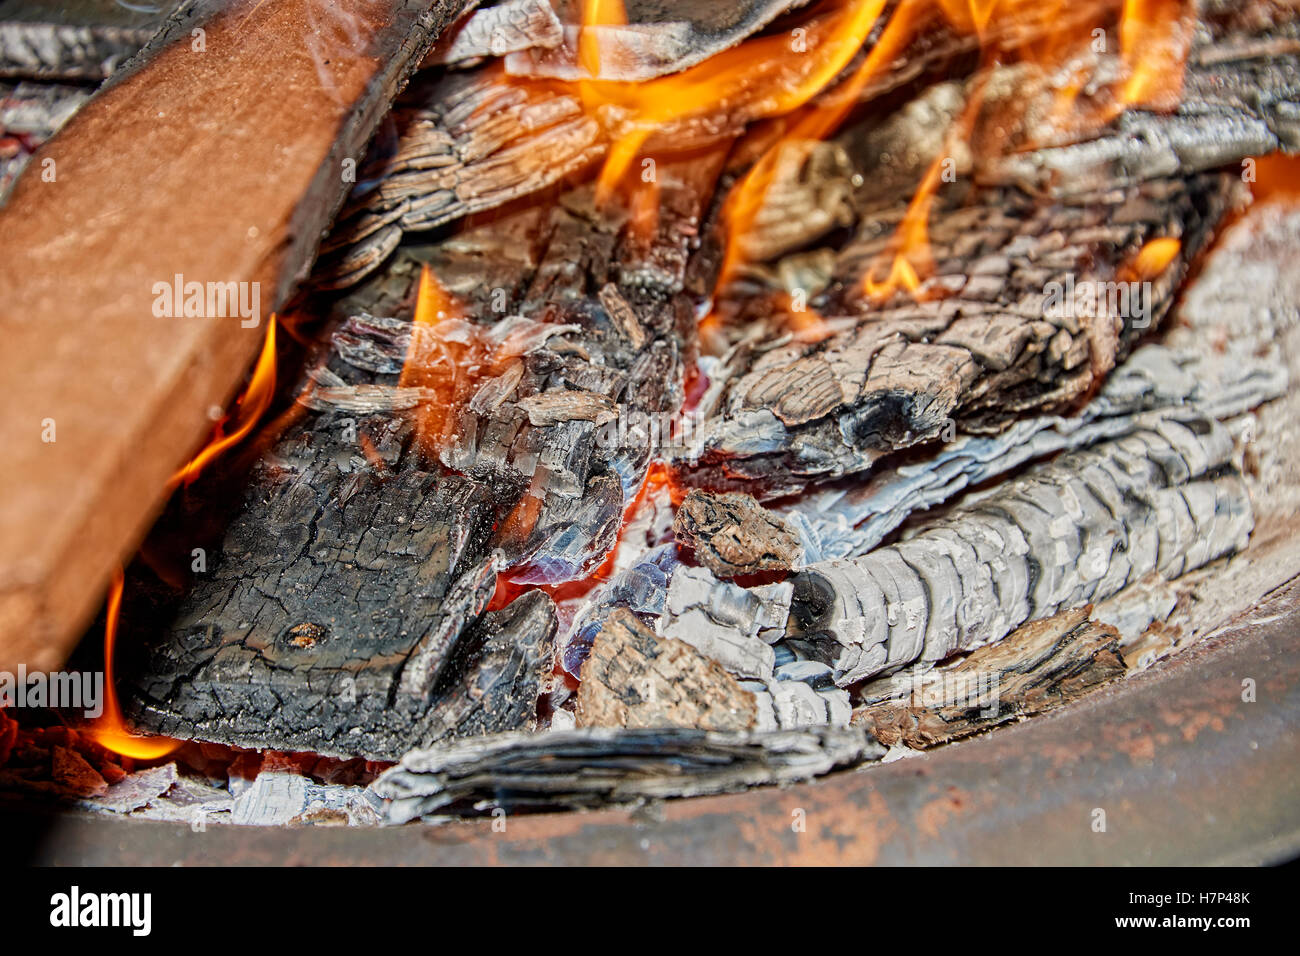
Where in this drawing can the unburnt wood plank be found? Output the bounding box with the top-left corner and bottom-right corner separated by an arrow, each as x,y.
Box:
0,0 -> 466,671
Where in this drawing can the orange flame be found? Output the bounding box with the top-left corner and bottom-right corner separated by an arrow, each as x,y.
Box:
173,317 -> 278,487
1130,236 -> 1180,278
1119,0 -> 1189,110
89,569 -> 181,760
399,265 -> 482,460
704,0 -> 1194,314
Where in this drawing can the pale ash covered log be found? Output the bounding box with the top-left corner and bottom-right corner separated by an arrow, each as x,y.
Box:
789,414 -> 1253,687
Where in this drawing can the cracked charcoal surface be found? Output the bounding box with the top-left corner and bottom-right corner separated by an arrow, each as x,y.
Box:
788,413 -> 1253,687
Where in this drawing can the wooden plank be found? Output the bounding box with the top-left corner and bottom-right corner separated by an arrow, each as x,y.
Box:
0,0 -> 466,671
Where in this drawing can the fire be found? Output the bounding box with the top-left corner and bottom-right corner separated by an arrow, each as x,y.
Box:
696,0 -> 1193,313
173,317 -> 278,487
1129,236 -> 1180,278
399,264 -> 481,460
89,569 -> 180,760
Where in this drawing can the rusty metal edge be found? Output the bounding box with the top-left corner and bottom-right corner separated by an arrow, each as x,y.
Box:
5,574 -> 1300,865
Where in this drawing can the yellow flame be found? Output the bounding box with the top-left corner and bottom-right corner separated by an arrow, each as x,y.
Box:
173,317 -> 278,487
89,569 -> 181,760
1130,236 -> 1181,278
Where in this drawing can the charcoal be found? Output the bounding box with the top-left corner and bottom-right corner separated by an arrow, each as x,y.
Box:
789,413 -> 1252,687
126,148 -> 724,757
673,489 -> 802,577
853,607 -> 1126,748
370,725 -> 882,821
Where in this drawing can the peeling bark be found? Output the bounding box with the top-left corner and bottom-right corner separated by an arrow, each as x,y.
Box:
853,607 -> 1126,747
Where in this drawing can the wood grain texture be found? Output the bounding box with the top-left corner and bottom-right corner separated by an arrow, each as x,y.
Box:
0,0 -> 466,671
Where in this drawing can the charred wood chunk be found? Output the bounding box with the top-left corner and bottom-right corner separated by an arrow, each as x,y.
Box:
789,413 -> 1253,687
853,607 -> 1126,748
503,0 -> 808,82
673,489 -> 801,577
371,725 -> 882,821
686,172 -> 1238,497
979,23 -> 1300,196
124,408 -> 554,759
575,608 -> 757,732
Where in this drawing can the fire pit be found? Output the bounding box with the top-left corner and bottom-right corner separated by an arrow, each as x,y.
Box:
2,0 -> 1299,864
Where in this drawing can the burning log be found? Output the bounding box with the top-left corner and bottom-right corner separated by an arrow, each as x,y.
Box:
423,0 -> 566,66
685,171 -> 1238,497
0,0 -> 470,671
371,725 -> 881,821
779,342 -> 1286,564
852,606 -> 1126,748
124,144 -> 727,755
788,413 -> 1252,687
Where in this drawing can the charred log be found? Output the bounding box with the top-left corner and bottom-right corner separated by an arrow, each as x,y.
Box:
684,171 -> 1239,498
371,725 -> 881,821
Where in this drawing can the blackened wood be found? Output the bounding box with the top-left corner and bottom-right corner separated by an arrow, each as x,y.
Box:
126,150 -> 728,756
371,725 -> 881,821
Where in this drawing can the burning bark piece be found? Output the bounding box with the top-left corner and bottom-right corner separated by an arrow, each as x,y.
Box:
0,0 -> 470,671
424,0 -> 564,65
686,171 -> 1238,498
788,413 -> 1252,687
853,607 -> 1126,749
673,489 -> 802,577
979,25 -> 1300,196
575,608 -> 757,732
371,725 -> 881,821
503,0 -> 808,82
780,343 -> 1287,564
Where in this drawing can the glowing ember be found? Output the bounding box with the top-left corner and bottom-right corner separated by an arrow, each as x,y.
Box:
173,317 -> 278,487
89,569 -> 180,760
